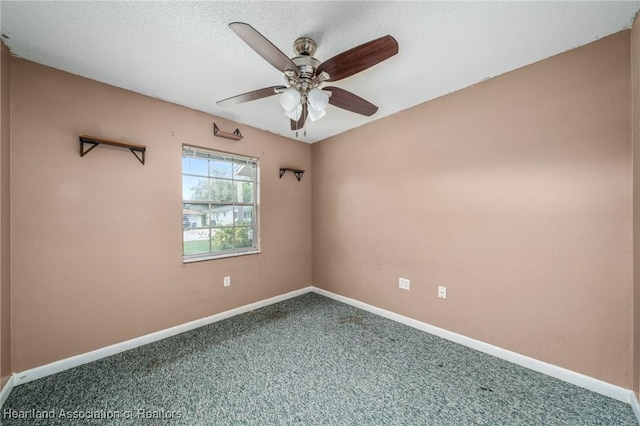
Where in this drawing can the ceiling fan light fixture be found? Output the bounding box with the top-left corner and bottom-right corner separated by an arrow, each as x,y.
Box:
279,88 -> 301,112
308,88 -> 330,111
308,107 -> 326,122
284,104 -> 303,121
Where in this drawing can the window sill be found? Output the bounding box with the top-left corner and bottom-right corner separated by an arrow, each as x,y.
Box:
183,250 -> 261,264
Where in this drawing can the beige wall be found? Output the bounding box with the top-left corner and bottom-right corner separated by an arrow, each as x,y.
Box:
313,31 -> 633,388
4,28 -> 637,393
1,42 -> 11,386
9,58 -> 312,372
633,17 -> 640,397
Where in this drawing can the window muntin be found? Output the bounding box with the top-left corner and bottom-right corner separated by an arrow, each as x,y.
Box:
182,146 -> 258,261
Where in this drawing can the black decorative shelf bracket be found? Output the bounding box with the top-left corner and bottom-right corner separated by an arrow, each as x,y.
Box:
79,135 -> 146,164
213,123 -> 243,140
279,168 -> 305,181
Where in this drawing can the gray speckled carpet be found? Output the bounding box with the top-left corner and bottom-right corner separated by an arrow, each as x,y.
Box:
2,292 -> 637,425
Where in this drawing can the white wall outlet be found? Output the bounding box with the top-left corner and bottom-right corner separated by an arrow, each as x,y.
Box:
399,278 -> 410,290
438,285 -> 447,299
223,276 -> 231,287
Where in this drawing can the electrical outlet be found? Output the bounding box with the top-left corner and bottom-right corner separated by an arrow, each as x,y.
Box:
438,286 -> 447,299
399,278 -> 410,290
224,276 -> 231,287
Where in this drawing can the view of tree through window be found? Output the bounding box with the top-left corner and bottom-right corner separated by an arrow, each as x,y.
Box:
182,145 -> 258,260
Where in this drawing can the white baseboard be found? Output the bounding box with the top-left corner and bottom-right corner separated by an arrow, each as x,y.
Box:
311,286 -> 636,406
0,375 -> 14,408
12,286 -> 313,387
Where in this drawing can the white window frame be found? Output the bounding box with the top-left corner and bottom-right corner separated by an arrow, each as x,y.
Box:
182,145 -> 259,262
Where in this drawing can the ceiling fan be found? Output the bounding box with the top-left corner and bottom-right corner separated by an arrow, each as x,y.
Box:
217,22 -> 399,134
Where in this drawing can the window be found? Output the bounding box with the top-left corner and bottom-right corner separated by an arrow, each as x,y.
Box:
182,145 -> 258,261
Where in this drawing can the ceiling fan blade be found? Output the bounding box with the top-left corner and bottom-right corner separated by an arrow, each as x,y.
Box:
317,35 -> 398,82
229,22 -> 299,75
217,86 -> 286,106
325,87 -> 378,116
290,103 -> 308,131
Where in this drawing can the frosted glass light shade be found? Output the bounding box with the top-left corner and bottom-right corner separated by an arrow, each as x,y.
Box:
284,104 -> 302,121
308,88 -> 329,111
280,88 -> 301,112
308,107 -> 326,122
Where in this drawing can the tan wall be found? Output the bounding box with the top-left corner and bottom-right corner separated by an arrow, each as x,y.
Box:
633,18 -> 640,397
312,31 -> 633,388
5,28 -> 635,391
1,42 -> 11,386
9,58 -> 312,372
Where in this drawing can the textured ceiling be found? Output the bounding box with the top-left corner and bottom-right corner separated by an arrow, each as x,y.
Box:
1,1 -> 639,143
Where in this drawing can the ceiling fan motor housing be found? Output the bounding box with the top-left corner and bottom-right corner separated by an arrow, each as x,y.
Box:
286,36 -> 329,97
291,56 -> 321,79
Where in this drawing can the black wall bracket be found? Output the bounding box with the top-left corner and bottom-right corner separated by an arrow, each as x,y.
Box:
279,168 -> 305,181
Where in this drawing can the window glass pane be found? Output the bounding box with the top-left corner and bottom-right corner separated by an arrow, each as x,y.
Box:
182,157 -> 208,176
234,162 -> 256,181
209,178 -> 236,202
183,228 -> 210,255
211,227 -> 234,252
234,205 -> 254,226
209,205 -> 234,226
183,145 -> 258,260
235,181 -> 254,203
235,227 -> 254,249
183,176 -> 212,201
209,160 -> 233,179
183,204 -> 209,229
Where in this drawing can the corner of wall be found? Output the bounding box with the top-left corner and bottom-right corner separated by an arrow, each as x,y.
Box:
0,39 -> 12,389
632,15 -> 640,399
